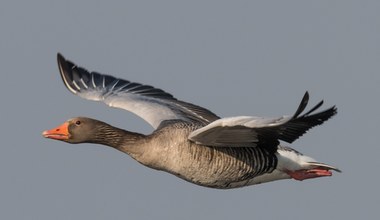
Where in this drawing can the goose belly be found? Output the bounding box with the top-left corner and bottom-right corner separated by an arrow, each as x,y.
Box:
158,142 -> 278,189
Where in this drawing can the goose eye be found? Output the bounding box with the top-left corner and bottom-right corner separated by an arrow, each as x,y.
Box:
75,120 -> 81,125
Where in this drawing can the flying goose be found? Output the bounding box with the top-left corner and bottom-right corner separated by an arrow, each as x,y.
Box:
43,53 -> 340,189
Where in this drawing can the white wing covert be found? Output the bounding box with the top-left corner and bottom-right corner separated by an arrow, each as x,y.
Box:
189,92 -> 337,152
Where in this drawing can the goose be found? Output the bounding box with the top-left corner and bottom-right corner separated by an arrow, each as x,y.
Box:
42,53 -> 340,189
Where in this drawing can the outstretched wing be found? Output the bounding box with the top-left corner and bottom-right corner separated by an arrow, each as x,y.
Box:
189,92 -> 337,153
57,53 -> 219,128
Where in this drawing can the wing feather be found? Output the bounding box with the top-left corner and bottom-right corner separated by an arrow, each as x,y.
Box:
189,92 -> 337,152
57,53 -> 219,128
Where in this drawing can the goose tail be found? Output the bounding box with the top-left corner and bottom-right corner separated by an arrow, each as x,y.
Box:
276,146 -> 341,181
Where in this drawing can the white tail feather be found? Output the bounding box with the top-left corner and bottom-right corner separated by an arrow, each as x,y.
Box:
276,146 -> 341,173
306,162 -> 342,172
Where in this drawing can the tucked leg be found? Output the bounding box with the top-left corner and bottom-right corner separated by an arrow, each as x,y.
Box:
286,169 -> 332,181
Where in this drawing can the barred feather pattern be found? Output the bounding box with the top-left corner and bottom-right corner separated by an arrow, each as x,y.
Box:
149,121 -> 278,189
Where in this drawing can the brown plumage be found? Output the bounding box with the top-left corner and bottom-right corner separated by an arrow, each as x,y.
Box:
42,54 -> 340,189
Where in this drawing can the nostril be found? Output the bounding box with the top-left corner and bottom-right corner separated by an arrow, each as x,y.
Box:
56,129 -> 60,131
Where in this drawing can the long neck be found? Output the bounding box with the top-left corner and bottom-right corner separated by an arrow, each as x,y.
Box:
90,123 -> 147,156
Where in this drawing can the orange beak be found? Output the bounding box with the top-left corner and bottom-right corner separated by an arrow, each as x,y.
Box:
42,122 -> 70,140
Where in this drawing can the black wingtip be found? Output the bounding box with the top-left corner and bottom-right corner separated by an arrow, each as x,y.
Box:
293,91 -> 309,118
57,53 -> 68,74
56,53 -> 78,94
326,105 -> 338,119
298,91 -> 338,121
57,52 -> 64,63
303,100 -> 324,116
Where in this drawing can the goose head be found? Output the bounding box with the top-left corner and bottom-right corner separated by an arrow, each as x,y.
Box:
42,117 -> 108,144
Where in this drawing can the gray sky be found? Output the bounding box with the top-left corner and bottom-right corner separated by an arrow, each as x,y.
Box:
1,0 -> 378,219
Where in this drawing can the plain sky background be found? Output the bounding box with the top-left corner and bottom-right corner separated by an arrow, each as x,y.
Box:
1,0 -> 379,219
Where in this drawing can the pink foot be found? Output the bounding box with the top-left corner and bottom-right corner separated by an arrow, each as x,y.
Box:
286,169 -> 332,181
